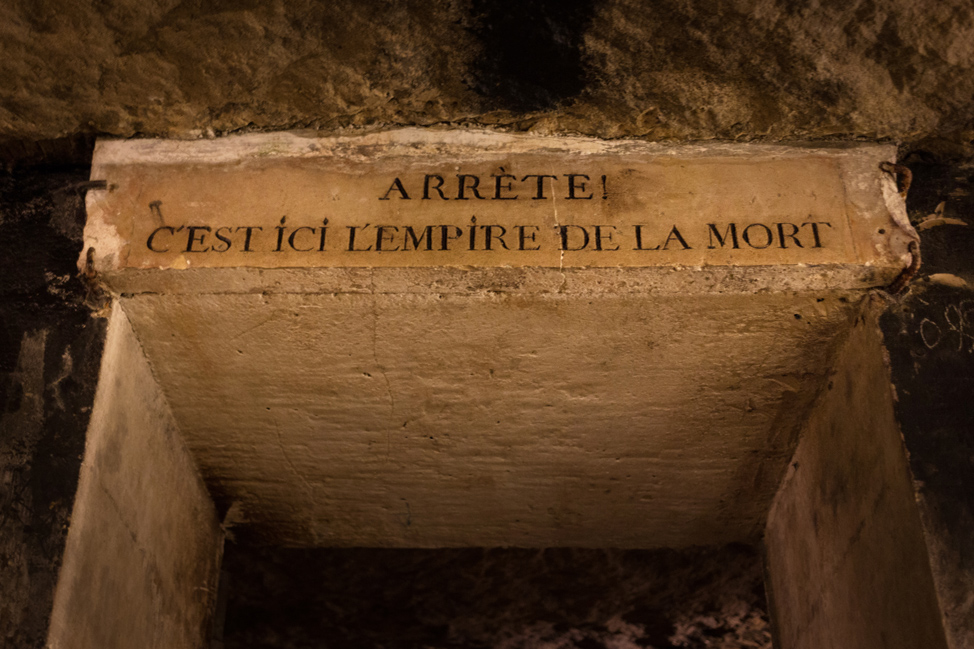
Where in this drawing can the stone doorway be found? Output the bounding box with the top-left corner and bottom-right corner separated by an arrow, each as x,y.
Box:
46,293 -> 948,649
43,132 -> 949,649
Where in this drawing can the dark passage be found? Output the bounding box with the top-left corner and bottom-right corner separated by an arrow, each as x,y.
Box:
467,0 -> 598,112
218,543 -> 770,649
0,164 -> 106,647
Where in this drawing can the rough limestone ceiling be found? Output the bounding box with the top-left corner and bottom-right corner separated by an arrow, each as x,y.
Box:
0,0 -> 972,145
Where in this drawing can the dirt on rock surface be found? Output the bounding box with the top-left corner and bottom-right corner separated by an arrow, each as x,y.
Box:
1,0 -> 973,145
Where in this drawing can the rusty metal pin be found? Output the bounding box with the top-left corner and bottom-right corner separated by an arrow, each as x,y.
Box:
886,240 -> 921,295
880,161 -> 913,197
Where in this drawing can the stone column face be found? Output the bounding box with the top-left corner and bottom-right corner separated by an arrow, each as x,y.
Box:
47,303 -> 223,649
767,155 -> 974,649
765,302 -> 949,649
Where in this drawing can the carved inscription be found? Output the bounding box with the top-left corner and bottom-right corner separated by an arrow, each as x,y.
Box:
144,212 -> 833,256
94,153 -> 861,269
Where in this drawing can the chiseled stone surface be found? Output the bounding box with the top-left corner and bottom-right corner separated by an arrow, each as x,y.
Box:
81,133 -> 910,549
47,304 -> 223,649
119,289 -> 859,548
83,132 -> 915,283
765,300 -> 948,649
1,0 -> 973,145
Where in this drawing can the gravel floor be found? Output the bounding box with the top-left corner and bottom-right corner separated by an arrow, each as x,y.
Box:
219,543 -> 771,649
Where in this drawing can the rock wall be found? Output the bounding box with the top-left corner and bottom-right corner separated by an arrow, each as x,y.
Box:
0,0 -> 972,145
0,170 -> 106,646
880,153 -> 974,649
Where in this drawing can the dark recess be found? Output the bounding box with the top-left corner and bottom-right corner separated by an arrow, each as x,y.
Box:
0,166 -> 106,647
219,542 -> 770,649
879,152 -> 974,634
467,0 -> 599,112
0,136 -> 96,172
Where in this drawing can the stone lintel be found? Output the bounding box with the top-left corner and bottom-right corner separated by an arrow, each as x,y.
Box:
82,130 -> 915,295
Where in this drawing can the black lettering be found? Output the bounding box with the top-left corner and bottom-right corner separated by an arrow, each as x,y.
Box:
662,226 -> 691,250
802,221 -> 832,248
492,174 -> 518,200
274,217 -> 287,252
213,226 -> 233,252
594,225 -> 620,251
439,225 -> 463,251
185,226 -> 211,253
516,225 -> 541,251
423,175 -> 448,200
456,175 -> 485,200
633,225 -> 660,251
319,219 -> 329,251
565,174 -> 593,200
379,178 -> 410,200
776,222 -> 804,248
347,224 -> 374,251
521,174 -> 558,200
741,223 -> 774,250
375,225 -> 400,251
482,225 -> 510,250
742,223 -> 773,249
707,223 -> 740,249
557,225 -> 589,251
601,175 -> 608,200
404,225 -> 434,251
146,226 -> 176,252
288,226 -> 316,252
468,218 -> 478,250
234,226 -> 262,252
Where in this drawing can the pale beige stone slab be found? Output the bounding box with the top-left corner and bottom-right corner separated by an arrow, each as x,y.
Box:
74,131 -> 917,550
48,304 -> 223,648
119,289 -> 858,548
765,302 -> 949,649
83,130 -> 914,282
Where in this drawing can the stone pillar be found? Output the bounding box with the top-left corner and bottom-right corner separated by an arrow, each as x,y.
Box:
764,299 -> 949,649
47,302 -> 223,649
766,154 -> 974,648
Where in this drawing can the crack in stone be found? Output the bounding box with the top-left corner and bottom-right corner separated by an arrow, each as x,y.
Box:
369,269 -> 396,416
50,346 -> 74,412
274,420 -> 318,545
550,167 -> 564,273
548,168 -> 569,293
